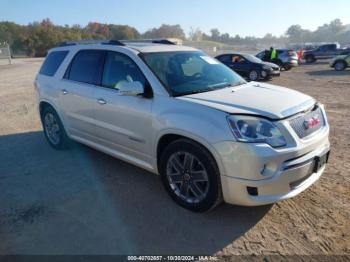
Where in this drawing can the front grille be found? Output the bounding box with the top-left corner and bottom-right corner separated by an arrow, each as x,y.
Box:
289,107 -> 325,139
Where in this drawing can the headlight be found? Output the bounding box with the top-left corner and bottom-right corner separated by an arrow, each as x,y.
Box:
227,115 -> 286,147
262,65 -> 272,70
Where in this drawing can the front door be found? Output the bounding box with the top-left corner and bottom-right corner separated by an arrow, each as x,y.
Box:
93,51 -> 154,167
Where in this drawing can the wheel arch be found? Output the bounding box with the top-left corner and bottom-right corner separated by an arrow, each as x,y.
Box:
38,99 -> 69,136
155,130 -> 224,176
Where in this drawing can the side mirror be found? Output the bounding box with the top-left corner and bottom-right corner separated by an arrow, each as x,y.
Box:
117,81 -> 144,96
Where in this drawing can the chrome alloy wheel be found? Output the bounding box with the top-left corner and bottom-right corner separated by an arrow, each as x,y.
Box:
166,152 -> 209,203
44,113 -> 60,145
335,61 -> 345,71
249,70 -> 258,81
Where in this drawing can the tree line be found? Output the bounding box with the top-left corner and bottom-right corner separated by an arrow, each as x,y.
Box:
189,19 -> 350,47
0,18 -> 349,57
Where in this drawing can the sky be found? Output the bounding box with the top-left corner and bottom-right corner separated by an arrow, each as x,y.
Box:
1,0 -> 349,37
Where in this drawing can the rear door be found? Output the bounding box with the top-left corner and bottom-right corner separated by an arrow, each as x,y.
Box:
59,49 -> 105,141
218,54 -> 243,72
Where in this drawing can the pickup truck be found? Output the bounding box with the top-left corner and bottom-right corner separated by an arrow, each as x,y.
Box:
303,44 -> 350,63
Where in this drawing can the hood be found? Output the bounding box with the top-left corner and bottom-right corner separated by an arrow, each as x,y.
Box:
333,55 -> 348,60
178,82 -> 315,119
261,61 -> 280,69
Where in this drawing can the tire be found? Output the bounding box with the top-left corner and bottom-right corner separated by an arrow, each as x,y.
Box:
283,64 -> 292,71
334,61 -> 346,71
248,70 -> 259,81
274,60 -> 284,68
260,70 -> 270,81
41,106 -> 70,150
159,138 -> 222,212
305,55 -> 315,63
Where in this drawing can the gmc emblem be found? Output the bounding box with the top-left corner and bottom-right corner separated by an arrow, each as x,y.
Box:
303,115 -> 321,130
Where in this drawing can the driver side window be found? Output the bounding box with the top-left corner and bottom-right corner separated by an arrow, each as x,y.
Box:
102,51 -> 146,89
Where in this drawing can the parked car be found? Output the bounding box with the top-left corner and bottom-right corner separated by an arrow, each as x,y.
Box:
35,40 -> 330,212
303,44 -> 350,63
215,53 -> 280,81
256,49 -> 298,70
330,54 -> 350,71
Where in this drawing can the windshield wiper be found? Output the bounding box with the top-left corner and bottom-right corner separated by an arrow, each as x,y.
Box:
210,81 -> 246,89
176,88 -> 214,96
229,81 -> 246,87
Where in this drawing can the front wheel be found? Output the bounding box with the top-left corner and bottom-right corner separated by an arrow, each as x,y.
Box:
159,139 -> 222,212
248,70 -> 259,81
334,61 -> 346,71
283,64 -> 292,71
305,55 -> 315,63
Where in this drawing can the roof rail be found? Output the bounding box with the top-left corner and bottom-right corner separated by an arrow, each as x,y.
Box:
121,39 -> 176,45
58,39 -> 125,47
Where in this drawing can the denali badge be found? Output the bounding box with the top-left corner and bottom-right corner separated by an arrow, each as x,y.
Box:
303,115 -> 321,130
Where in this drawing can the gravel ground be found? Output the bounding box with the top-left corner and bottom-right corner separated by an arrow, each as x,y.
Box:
0,58 -> 349,256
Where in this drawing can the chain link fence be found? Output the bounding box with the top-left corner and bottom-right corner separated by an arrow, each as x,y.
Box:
0,42 -> 12,65
183,41 -> 260,56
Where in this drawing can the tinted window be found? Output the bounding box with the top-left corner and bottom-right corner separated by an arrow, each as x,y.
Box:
68,50 -> 105,85
243,54 -> 262,63
231,55 -> 245,63
102,51 -> 146,89
256,52 -> 263,59
217,55 -> 232,63
39,51 -> 68,76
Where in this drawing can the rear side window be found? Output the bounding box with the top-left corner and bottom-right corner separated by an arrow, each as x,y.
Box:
39,51 -> 69,76
67,50 -> 105,85
217,55 -> 232,63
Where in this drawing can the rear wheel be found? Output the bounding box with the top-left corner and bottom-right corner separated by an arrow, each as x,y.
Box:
159,139 -> 222,212
283,64 -> 292,71
41,106 -> 70,149
305,55 -> 315,63
334,61 -> 346,71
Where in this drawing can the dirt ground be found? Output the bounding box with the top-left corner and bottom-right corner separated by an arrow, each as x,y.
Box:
0,58 -> 349,256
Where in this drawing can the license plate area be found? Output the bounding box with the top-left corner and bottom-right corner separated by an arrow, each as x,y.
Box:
313,151 -> 330,173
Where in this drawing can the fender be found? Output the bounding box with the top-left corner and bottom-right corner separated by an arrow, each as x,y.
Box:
38,98 -> 71,137
154,128 -> 225,176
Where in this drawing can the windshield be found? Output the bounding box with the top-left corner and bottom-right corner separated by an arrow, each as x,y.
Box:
141,51 -> 246,96
243,54 -> 263,63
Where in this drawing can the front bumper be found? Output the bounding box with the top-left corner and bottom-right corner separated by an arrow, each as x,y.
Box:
214,123 -> 330,206
262,70 -> 280,79
286,60 -> 299,67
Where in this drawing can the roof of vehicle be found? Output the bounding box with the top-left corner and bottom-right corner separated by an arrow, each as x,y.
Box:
52,39 -> 197,54
124,42 -> 197,53
216,52 -> 252,56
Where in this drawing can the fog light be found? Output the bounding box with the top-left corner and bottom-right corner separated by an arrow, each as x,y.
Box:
247,187 -> 258,196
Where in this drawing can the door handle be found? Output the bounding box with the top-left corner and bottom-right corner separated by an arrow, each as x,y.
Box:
62,89 -> 68,95
97,98 -> 107,105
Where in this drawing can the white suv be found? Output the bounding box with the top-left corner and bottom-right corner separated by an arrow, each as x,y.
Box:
35,40 -> 330,212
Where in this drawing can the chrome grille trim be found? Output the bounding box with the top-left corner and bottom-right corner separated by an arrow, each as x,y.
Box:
289,107 -> 325,139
